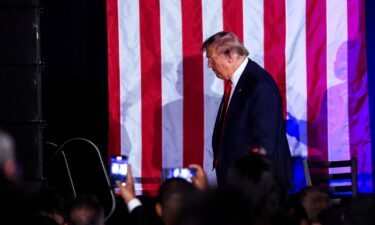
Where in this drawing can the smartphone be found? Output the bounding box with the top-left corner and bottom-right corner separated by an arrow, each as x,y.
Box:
162,168 -> 197,183
110,155 -> 128,190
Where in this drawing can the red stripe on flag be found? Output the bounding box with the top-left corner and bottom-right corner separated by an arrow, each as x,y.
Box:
181,0 -> 204,167
263,0 -> 287,118
347,0 -> 373,190
306,0 -> 328,161
223,0 -> 243,42
139,0 -> 162,195
106,0 -> 121,157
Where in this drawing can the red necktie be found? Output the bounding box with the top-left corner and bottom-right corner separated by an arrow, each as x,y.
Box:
222,80 -> 233,118
214,80 -> 233,167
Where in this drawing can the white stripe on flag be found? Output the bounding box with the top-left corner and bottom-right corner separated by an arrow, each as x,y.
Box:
202,0 -> 223,185
285,0 -> 308,157
160,0 -> 184,169
326,0 -> 350,172
243,0 -> 264,67
118,0 -> 143,192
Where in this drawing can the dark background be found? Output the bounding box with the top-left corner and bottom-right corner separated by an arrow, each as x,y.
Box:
40,0 -> 108,158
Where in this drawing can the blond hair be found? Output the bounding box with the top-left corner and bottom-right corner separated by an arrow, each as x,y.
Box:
201,31 -> 249,57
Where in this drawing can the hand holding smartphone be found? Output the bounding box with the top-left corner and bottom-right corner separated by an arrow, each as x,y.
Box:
162,167 -> 197,183
110,155 -> 128,191
110,156 -> 137,203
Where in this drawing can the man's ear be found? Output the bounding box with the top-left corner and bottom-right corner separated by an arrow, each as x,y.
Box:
226,53 -> 234,63
155,202 -> 163,217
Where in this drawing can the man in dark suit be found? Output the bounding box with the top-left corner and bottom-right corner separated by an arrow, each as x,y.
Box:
201,31 -> 293,190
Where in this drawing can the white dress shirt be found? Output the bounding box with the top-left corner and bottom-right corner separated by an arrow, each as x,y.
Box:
127,198 -> 142,213
228,57 -> 248,105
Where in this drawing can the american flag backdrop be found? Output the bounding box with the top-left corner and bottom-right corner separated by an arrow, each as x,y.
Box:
106,0 -> 372,195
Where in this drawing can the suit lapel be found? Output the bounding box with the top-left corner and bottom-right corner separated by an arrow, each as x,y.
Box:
212,59 -> 254,162
225,60 -> 252,123
212,96 -> 225,158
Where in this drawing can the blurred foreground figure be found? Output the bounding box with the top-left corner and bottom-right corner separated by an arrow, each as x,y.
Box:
68,195 -> 105,225
298,186 -> 330,224
177,188 -> 256,225
0,128 -> 32,225
117,164 -> 200,225
178,153 -> 291,225
0,129 -> 18,181
155,178 -> 198,225
225,152 -> 289,225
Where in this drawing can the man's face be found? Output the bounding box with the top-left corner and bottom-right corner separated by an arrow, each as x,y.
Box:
206,45 -> 232,80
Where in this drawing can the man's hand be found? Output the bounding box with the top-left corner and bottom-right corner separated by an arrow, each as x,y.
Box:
116,164 -> 136,204
189,164 -> 209,191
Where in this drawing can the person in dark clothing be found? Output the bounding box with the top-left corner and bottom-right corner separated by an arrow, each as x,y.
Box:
225,152 -> 289,225
202,31 -> 293,190
116,164 -> 199,225
0,129 -> 33,225
68,195 -> 104,225
155,178 -> 198,225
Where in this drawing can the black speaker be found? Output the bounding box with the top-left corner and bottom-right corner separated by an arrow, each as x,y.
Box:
0,67 -> 42,121
0,3 -> 40,64
0,1 -> 43,182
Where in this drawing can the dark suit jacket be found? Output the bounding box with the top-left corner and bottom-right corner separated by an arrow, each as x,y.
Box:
129,205 -> 151,225
212,58 -> 293,189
